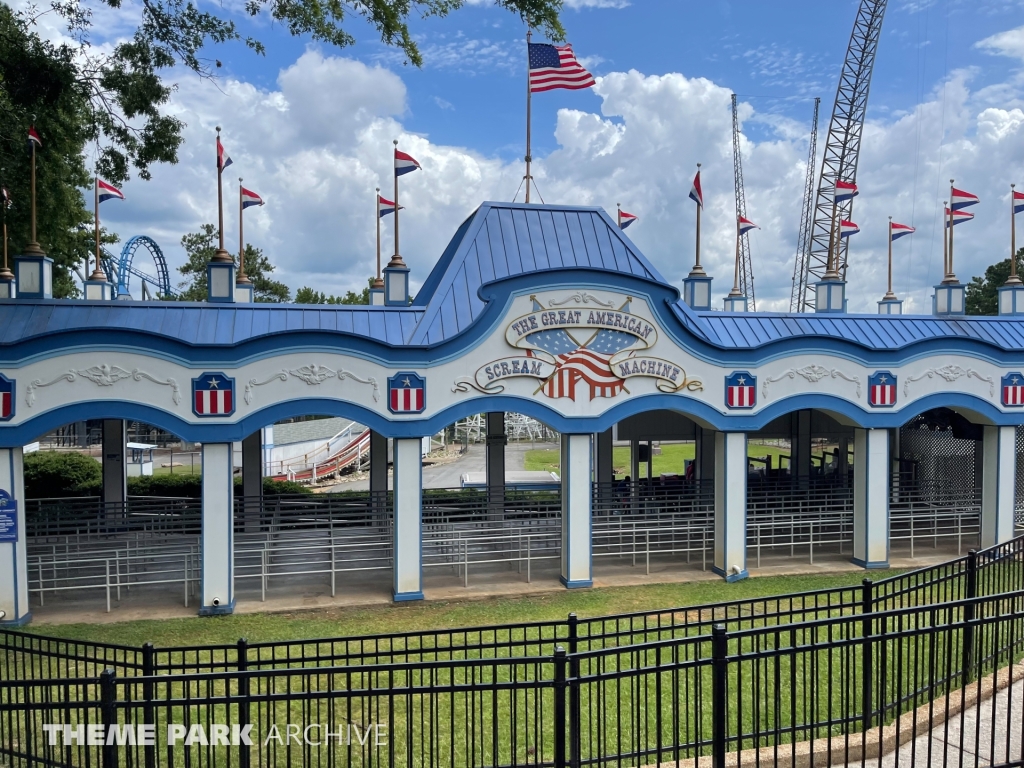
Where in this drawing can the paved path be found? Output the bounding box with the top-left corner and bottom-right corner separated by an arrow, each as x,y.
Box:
850,678 -> 1022,767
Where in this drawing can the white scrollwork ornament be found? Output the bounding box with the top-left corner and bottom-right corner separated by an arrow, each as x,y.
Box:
903,365 -> 994,398
762,365 -> 861,398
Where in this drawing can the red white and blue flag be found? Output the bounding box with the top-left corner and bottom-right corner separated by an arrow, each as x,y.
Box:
1013,190 -> 1024,215
950,187 -> 979,211
725,371 -> 756,409
378,194 -> 401,218
394,149 -> 421,177
241,187 -> 263,209
868,371 -> 897,408
945,209 -> 974,227
618,210 -> 638,229
737,216 -> 758,235
97,179 -> 124,204
542,349 -> 625,400
689,170 -> 703,208
1,188 -> 11,208
1002,373 -> 1024,408
890,222 -> 915,241
388,372 -> 426,413
0,375 -> 13,421
192,373 -> 235,417
27,126 -> 42,149
839,220 -> 860,238
834,180 -> 858,202
528,43 -> 595,93
217,137 -> 232,172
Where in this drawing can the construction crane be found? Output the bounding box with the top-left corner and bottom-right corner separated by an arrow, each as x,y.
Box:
731,93 -> 755,309
794,0 -> 888,311
790,97 -> 821,312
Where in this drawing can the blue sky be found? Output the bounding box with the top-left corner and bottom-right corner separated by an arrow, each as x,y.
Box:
26,0 -> 1024,310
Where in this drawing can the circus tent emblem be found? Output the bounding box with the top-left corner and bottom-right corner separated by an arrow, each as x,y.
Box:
453,292 -> 702,400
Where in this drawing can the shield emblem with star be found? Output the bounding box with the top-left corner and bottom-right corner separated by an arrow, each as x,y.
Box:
1002,372 -> 1024,407
388,372 -> 426,414
0,374 -> 14,421
868,371 -> 897,408
725,371 -> 756,409
192,372 -> 235,417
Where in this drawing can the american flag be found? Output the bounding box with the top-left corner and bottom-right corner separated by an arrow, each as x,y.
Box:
529,43 -> 595,93
529,324 -> 634,401
193,373 -> 234,416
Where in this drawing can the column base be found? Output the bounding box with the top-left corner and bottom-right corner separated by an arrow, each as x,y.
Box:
559,576 -> 593,589
392,590 -> 424,602
198,599 -> 236,617
0,611 -> 32,627
850,558 -> 889,570
711,566 -> 749,582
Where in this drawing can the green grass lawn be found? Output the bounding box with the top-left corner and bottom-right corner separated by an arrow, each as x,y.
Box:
25,569 -> 902,648
524,441 -> 832,478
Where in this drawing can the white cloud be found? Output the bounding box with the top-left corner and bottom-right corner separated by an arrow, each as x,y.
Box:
102,35 -> 1024,313
976,25 -> 1024,61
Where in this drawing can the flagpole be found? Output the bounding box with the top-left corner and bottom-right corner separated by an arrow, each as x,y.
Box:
1010,183 -> 1020,285
212,127 -> 231,263
694,163 -> 702,273
237,178 -> 250,285
393,139 -> 401,263
376,187 -> 382,283
93,176 -> 101,280
25,124 -> 42,256
525,28 -> 533,204
942,200 -> 949,280
826,195 -> 838,278
729,220 -> 742,297
946,180 -> 956,282
885,217 -> 895,299
0,169 -> 8,280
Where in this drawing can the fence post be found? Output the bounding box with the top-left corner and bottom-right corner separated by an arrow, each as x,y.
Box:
237,638 -> 251,768
962,550 -> 978,681
142,643 -> 156,768
712,624 -> 727,768
99,668 -> 117,768
860,578 -> 873,732
567,613 -> 580,768
553,646 -> 567,768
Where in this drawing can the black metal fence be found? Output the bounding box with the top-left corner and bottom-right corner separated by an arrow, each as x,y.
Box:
3,536 -> 1024,767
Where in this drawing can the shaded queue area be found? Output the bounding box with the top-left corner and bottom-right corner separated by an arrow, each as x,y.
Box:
6,403 -> 1022,623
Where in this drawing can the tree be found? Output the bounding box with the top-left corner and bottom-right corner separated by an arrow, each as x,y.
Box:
965,248 -> 1024,316
175,224 -> 291,302
295,280 -> 372,305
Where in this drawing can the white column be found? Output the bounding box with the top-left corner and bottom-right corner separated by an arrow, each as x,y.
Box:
560,433 -> 593,588
392,438 -> 423,601
200,443 -> 234,615
0,447 -> 30,625
852,428 -> 890,569
714,431 -> 748,581
981,425 -> 1017,548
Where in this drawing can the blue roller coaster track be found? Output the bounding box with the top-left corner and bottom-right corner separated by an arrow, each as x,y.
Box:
100,235 -> 175,300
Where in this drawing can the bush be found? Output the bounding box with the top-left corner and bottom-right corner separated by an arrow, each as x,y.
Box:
23,451 -> 101,498
261,478 -> 311,496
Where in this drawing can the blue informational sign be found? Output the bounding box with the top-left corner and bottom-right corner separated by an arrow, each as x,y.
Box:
0,489 -> 17,543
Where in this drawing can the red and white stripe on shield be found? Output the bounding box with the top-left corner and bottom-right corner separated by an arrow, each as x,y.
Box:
1005,384 -> 1024,406
871,383 -> 895,406
727,384 -> 755,408
195,388 -> 233,415
391,387 -> 423,412
0,390 -> 10,418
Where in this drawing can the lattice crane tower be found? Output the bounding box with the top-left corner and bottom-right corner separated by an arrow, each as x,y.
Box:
795,0 -> 888,311
731,93 -> 756,310
790,98 -> 821,312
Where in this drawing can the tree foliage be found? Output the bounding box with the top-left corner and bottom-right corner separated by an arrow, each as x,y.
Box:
965,248 -> 1024,316
23,450 -> 101,498
295,280 -> 372,305
175,223 -> 291,302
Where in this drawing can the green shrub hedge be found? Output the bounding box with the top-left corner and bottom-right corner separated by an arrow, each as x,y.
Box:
24,452 -> 101,498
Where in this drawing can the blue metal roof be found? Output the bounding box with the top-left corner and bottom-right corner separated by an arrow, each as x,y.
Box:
407,202 -> 664,344
682,306 -> 1024,351
0,302 -> 424,347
